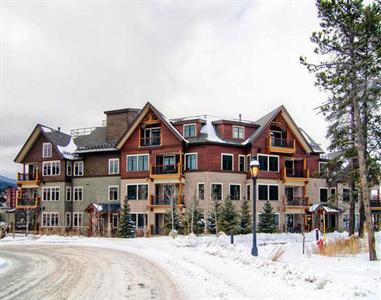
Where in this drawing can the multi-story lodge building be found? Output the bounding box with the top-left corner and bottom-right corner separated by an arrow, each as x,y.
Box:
13,102 -> 381,236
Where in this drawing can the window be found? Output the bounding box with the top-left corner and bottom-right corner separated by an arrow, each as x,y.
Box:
258,155 -> 279,172
66,161 -> 72,176
246,155 -> 251,172
233,126 -> 244,139
342,213 -> 359,228
42,161 -> 60,176
246,184 -> 250,201
108,158 -> 120,174
238,155 -> 246,172
211,183 -> 222,201
142,127 -> 161,146
73,212 -> 83,227
319,162 -> 328,177
221,154 -> 233,171
112,214 -> 119,229
126,184 -> 148,200
66,187 -> 71,201
73,187 -> 83,201
343,188 -> 351,202
108,186 -> 119,201
42,143 -> 52,158
65,212 -> 71,227
130,213 -> 148,229
74,161 -> 84,176
320,188 -> 328,202
197,183 -> 205,200
258,213 -> 279,229
42,212 -> 59,227
258,184 -> 279,201
230,184 -> 241,200
185,153 -> 198,170
42,187 -> 60,201
127,154 -> 149,172
183,124 -> 196,138
330,187 -> 336,195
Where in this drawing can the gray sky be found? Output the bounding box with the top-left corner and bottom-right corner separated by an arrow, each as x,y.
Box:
0,0 -> 329,178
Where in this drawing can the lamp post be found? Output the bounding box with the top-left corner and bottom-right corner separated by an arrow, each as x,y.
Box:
250,157 -> 260,256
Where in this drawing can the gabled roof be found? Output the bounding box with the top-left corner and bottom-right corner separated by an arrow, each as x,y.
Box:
116,102 -> 186,149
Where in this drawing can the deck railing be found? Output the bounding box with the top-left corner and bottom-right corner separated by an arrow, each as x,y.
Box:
150,195 -> 185,206
151,164 -> 179,175
285,197 -> 308,206
16,171 -> 41,185
370,200 -> 381,208
140,137 -> 161,147
270,137 -> 294,148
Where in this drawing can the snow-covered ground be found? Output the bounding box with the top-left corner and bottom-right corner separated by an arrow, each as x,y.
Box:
0,231 -> 380,300
0,257 -> 6,271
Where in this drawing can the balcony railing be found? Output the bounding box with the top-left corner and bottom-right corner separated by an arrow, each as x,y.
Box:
140,137 -> 161,147
285,197 -> 308,207
271,137 -> 294,148
149,195 -> 185,206
16,171 -> 41,186
282,167 -> 309,181
151,164 -> 179,175
267,136 -> 296,154
16,196 -> 40,209
370,200 -> 381,208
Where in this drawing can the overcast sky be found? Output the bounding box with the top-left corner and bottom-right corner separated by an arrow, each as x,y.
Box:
1,0 -> 330,178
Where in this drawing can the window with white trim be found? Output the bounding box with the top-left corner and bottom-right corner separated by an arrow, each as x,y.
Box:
66,187 -> 71,201
112,214 -> 119,229
221,154 -> 233,171
258,154 -> 279,172
127,154 -> 149,172
197,183 -> 205,200
185,153 -> 198,170
230,184 -> 241,200
108,186 -> 119,201
183,124 -> 196,138
65,212 -> 71,227
42,212 -> 59,227
66,161 -> 72,176
238,155 -> 246,172
246,184 -> 251,201
233,126 -> 244,139
246,155 -> 251,172
73,212 -> 83,227
130,213 -> 148,229
211,183 -> 222,201
42,143 -> 52,158
73,187 -> 83,201
108,158 -> 120,174
258,184 -> 279,201
126,184 -> 148,200
42,161 -> 60,176
73,161 -> 84,176
42,187 -> 60,201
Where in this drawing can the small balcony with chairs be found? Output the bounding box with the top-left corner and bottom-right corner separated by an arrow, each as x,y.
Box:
149,153 -> 184,180
16,170 -> 41,188
267,128 -> 296,154
282,159 -> 309,183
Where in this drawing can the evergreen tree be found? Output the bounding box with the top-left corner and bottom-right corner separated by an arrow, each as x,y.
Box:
257,201 -> 277,233
218,197 -> 239,234
301,0 -> 380,261
117,199 -> 136,238
163,207 -> 182,235
239,199 -> 252,234
207,200 -> 221,234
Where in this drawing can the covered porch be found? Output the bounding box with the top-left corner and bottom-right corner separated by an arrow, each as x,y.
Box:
309,203 -> 341,233
85,203 -> 120,237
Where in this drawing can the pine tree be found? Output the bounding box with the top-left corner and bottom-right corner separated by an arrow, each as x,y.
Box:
163,207 -> 182,235
218,196 -> 239,234
117,199 -> 136,238
207,200 -> 221,234
258,201 -> 277,233
239,199 -> 252,234
301,0 -> 380,260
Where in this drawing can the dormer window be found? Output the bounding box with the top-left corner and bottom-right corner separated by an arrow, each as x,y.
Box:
42,143 -> 52,158
141,127 -> 161,146
233,126 -> 244,139
183,124 -> 196,138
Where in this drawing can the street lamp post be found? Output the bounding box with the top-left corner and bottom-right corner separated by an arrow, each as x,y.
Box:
250,157 -> 260,256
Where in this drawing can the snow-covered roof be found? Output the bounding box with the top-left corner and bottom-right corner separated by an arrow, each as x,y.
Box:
309,203 -> 341,213
300,128 -> 324,153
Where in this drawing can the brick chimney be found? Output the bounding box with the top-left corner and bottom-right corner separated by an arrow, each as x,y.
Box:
104,108 -> 140,142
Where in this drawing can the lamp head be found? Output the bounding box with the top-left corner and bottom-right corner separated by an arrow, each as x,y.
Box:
249,157 -> 260,178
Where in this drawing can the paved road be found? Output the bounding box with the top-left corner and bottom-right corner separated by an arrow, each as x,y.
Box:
0,245 -> 180,300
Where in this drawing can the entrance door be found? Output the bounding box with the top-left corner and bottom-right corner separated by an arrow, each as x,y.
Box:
154,213 -> 164,235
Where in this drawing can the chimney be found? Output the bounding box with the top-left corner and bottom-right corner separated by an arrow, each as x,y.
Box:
239,114 -> 242,122
58,127 -> 61,132
104,108 -> 140,142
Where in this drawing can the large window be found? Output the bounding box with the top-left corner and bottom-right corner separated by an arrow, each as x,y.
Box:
320,188 -> 328,202
233,126 -> 244,139
108,186 -> 119,201
197,183 -> 205,200
343,188 -> 351,202
230,184 -> 241,200
238,155 -> 246,172
73,161 -> 84,176
130,213 -> 148,229
42,212 -> 59,227
258,184 -> 279,201
185,153 -> 198,170
42,143 -> 52,158
221,154 -> 233,171
142,127 -> 161,146
126,184 -> 148,200
211,183 -> 222,200
73,212 -> 83,227
183,124 -> 196,138
108,158 -> 120,175
42,187 -> 60,201
258,155 -> 279,172
42,161 -> 60,176
73,187 -> 83,201
127,154 -> 149,172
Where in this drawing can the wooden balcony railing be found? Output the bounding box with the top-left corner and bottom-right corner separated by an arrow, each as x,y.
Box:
284,196 -> 309,207
282,167 -> 309,182
370,200 -> 381,208
149,195 -> 185,207
16,171 -> 41,186
150,162 -> 183,179
140,137 -> 161,147
16,195 -> 40,209
267,136 -> 296,154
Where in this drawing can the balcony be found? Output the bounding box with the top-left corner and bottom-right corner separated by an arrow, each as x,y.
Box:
149,195 -> 185,207
150,162 -> 183,180
370,197 -> 381,210
267,136 -> 296,154
284,196 -> 308,207
16,171 -> 41,187
16,195 -> 40,209
282,167 -> 309,183
140,136 -> 161,147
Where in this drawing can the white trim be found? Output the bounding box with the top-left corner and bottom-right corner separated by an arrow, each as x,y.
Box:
229,183 -> 241,201
42,186 -> 60,201
238,155 -> 246,172
183,123 -> 197,138
65,212 -> 71,227
108,158 -> 120,175
319,187 -> 329,202
72,212 -> 83,227
197,182 -> 205,200
66,186 -> 71,202
126,154 -> 150,172
257,154 -> 279,172
108,185 -> 119,201
73,161 -> 84,176
221,153 -> 234,171
130,212 -> 149,229
126,183 -> 149,200
232,125 -> 245,139
246,183 -> 251,201
66,161 -> 72,176
73,186 -> 84,201
112,213 -> 119,229
210,183 -> 223,201
246,154 -> 251,172
42,160 -> 61,176
41,212 -> 59,227
257,183 -> 279,201
42,142 -> 52,158
185,152 -> 198,170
